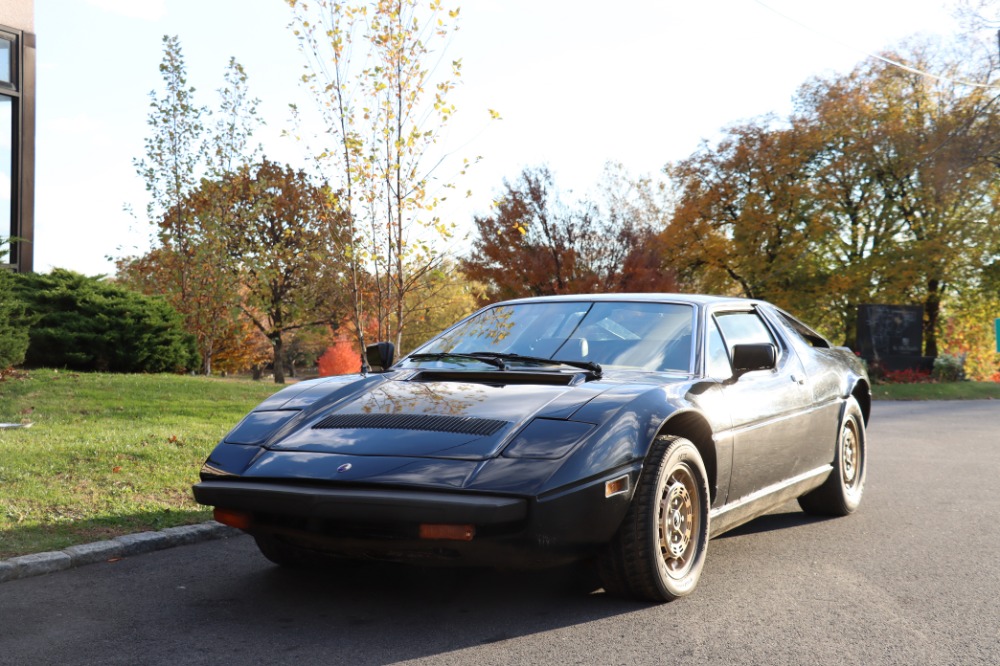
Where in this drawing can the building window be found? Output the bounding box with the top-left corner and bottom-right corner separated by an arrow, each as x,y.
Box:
1,95 -> 11,258
0,34 -> 13,89
0,24 -> 31,272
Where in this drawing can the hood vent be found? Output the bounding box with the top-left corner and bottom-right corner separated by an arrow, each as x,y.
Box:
312,413 -> 509,437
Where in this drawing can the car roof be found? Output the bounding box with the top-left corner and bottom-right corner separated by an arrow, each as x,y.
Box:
492,293 -> 763,309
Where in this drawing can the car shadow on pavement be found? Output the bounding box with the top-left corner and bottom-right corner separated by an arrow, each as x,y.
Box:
715,506 -> 830,539
185,540 -> 658,664
178,507 -> 836,664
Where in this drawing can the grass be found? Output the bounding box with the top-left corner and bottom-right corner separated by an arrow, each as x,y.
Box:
0,369 -> 284,559
872,380 -> 1000,401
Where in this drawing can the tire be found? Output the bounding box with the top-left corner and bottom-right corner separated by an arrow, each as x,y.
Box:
798,396 -> 867,516
597,436 -> 710,602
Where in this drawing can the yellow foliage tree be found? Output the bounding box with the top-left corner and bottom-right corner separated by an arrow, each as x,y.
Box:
940,292 -> 1000,381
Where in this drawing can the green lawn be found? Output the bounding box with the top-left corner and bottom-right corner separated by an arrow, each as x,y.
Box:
0,370 -> 283,558
872,381 -> 1000,401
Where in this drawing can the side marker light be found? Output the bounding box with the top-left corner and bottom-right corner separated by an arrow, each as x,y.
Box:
605,475 -> 630,498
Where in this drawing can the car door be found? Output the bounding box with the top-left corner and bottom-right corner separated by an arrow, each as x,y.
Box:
764,307 -> 848,472
710,308 -> 815,503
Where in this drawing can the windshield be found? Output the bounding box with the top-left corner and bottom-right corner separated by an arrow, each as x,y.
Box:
408,301 -> 695,373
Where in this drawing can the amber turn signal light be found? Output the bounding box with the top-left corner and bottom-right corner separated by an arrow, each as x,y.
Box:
419,523 -> 475,541
213,508 -> 253,530
605,475 -> 630,498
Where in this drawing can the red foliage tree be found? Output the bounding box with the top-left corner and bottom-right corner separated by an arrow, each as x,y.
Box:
461,167 -> 676,305
318,339 -> 362,376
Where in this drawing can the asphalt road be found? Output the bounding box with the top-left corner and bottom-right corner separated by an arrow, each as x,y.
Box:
2,400 -> 999,666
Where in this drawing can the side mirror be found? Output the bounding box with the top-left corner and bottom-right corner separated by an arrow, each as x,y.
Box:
731,343 -> 776,378
365,341 -> 395,372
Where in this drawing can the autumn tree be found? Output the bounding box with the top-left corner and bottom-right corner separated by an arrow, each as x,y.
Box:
210,57 -> 264,176
288,0 -> 485,357
791,71 -> 916,343
596,163 -> 679,293
122,38 -> 268,374
282,325 -> 336,378
318,336 -> 361,376
190,159 -> 347,384
940,289 -> 1000,381
665,119 -> 838,330
664,42 -> 1000,350
210,314 -> 272,376
398,261 -> 482,353
462,166 -> 676,304
133,35 -> 206,264
797,51 -> 1000,351
116,241 -> 242,375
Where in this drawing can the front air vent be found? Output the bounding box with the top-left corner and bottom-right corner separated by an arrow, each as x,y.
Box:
312,413 -> 509,437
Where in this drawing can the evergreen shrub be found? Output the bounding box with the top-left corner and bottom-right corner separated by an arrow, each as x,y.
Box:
13,270 -> 198,373
0,268 -> 30,369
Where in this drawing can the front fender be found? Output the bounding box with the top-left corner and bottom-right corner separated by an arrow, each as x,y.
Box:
540,383 -> 703,494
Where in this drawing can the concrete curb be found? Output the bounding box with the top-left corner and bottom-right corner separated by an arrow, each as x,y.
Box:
0,521 -> 242,584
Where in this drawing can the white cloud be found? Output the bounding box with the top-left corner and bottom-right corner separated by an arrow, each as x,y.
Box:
86,0 -> 166,21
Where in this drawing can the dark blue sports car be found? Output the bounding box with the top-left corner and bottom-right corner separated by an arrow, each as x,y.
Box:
194,294 -> 870,601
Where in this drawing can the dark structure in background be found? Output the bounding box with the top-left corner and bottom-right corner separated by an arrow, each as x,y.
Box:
0,0 -> 35,273
857,304 -> 933,372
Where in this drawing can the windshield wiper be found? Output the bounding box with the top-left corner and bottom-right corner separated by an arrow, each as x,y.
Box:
468,352 -> 602,378
407,352 -> 506,370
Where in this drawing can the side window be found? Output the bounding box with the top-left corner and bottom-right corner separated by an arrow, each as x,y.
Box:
715,311 -> 776,358
706,319 -> 732,379
776,311 -> 830,349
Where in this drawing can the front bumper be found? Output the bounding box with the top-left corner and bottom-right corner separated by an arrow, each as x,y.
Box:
192,465 -> 640,567
192,481 -> 527,525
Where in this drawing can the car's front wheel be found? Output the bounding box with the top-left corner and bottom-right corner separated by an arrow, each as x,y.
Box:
798,395 -> 867,516
597,435 -> 710,602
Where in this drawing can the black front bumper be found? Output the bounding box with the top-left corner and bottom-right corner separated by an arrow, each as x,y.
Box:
193,467 -> 638,567
192,481 -> 527,525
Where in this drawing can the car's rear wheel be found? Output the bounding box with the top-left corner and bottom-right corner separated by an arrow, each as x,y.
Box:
798,395 -> 867,516
597,435 -> 710,602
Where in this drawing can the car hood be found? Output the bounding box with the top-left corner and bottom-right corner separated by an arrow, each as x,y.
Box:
241,373 -> 613,461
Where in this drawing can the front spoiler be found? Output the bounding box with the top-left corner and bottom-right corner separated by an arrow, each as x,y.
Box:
193,481 -> 527,525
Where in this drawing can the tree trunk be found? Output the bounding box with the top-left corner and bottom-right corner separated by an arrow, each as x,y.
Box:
843,305 -> 858,350
272,334 -> 285,384
924,278 -> 940,358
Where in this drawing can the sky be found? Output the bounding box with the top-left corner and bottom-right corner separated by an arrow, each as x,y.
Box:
32,0 -> 961,276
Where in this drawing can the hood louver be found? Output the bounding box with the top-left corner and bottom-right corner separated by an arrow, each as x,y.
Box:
312,413 -> 509,437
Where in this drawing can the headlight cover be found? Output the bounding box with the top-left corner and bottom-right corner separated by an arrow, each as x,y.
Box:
501,418 -> 594,460
224,410 -> 300,446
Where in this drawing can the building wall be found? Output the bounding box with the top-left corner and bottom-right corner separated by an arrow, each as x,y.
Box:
0,3 -> 34,32
1,0 -> 34,273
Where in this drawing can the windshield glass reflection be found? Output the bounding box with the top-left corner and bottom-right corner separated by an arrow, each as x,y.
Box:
408,301 -> 695,373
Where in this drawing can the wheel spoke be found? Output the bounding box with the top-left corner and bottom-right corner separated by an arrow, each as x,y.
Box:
659,466 -> 699,576
841,424 -> 858,486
